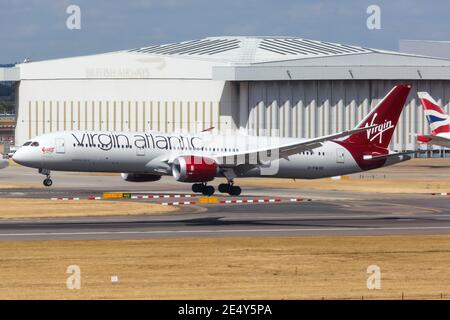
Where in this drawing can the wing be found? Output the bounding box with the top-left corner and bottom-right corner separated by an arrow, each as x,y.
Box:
417,135 -> 450,148
215,125 -> 375,168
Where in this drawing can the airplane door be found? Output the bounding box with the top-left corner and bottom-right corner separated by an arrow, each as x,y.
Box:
55,138 -> 65,154
136,147 -> 145,156
336,148 -> 345,163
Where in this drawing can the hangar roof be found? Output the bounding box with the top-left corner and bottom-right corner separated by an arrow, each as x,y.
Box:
6,36 -> 450,81
128,36 -> 376,64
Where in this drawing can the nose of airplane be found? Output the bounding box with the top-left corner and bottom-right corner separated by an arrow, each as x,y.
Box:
12,148 -> 28,166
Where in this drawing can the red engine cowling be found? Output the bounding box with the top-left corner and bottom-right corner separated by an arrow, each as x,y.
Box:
172,156 -> 218,182
121,173 -> 162,182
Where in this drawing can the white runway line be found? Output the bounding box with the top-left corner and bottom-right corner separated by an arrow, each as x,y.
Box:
2,226 -> 450,238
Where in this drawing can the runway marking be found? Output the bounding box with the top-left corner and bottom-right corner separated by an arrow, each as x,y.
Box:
219,198 -> 281,204
160,201 -> 196,206
130,194 -> 196,199
2,226 -> 450,238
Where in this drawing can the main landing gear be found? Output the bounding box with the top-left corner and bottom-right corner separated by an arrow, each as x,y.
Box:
218,181 -> 241,196
192,181 -> 242,196
192,183 -> 215,196
39,168 -> 52,187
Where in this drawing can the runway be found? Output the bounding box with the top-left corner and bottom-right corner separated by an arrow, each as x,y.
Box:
0,164 -> 449,240
0,192 -> 449,240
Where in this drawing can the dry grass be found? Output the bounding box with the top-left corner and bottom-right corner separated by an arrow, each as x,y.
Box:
0,198 -> 176,219
239,178 -> 450,193
1,235 -> 450,299
0,183 -> 40,189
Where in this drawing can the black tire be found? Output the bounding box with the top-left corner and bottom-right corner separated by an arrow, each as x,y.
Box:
43,178 -> 52,187
229,186 -> 241,196
192,183 -> 203,193
218,183 -> 230,193
202,185 -> 215,196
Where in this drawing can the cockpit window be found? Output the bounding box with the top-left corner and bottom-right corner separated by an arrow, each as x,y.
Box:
30,142 -> 39,147
23,141 -> 32,146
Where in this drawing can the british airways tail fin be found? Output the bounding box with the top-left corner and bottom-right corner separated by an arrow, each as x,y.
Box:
417,92 -> 450,136
343,84 -> 411,149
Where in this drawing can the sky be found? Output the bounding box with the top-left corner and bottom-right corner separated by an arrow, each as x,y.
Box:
1,0 -> 449,63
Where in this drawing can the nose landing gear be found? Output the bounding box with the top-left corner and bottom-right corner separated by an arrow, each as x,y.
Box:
43,177 -> 53,187
39,168 -> 52,187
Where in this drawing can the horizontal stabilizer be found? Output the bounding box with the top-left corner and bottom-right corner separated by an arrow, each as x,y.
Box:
363,151 -> 415,161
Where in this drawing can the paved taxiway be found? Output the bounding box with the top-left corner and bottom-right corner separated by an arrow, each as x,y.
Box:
0,164 -> 449,240
0,189 -> 449,240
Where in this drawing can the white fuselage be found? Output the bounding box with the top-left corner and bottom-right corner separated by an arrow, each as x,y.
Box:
13,130 -> 404,180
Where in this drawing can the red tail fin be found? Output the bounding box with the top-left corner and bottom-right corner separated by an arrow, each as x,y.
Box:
344,84 -> 411,149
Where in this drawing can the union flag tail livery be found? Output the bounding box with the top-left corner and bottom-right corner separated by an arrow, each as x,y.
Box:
417,92 -> 450,148
344,84 -> 412,149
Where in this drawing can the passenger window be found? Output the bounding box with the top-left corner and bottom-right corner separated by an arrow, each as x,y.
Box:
31,142 -> 39,147
23,141 -> 32,146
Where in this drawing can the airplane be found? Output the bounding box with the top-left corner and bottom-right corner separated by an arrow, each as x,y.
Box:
417,92 -> 450,148
13,84 -> 412,196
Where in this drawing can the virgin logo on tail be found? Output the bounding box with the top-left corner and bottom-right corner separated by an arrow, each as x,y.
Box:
365,113 -> 394,144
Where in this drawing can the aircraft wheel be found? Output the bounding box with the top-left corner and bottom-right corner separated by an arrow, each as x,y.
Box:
229,186 -> 241,196
43,178 -> 53,187
202,185 -> 215,196
192,183 -> 204,193
218,183 -> 230,194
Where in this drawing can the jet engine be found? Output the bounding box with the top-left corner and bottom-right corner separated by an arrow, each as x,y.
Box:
120,173 -> 162,182
172,156 -> 218,182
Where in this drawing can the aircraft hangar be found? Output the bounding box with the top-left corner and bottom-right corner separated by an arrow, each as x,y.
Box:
2,36 -> 450,154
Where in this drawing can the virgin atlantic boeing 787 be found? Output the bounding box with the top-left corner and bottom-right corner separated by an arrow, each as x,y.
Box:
13,84 -> 412,196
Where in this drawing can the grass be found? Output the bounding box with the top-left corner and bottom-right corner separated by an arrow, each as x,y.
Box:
0,198 -> 177,219
239,178 -> 450,193
1,235 -> 450,299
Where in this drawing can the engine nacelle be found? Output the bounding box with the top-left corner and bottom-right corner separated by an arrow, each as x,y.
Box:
172,156 -> 218,182
121,173 -> 162,182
